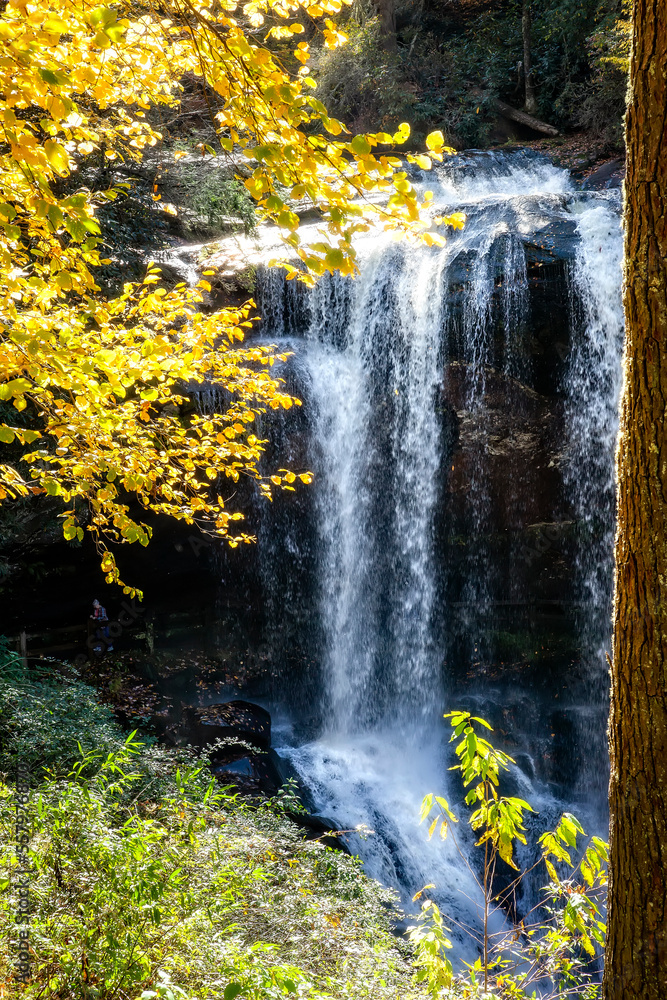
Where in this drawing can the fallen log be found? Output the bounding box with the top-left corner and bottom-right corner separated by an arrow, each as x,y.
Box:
493,99 -> 559,137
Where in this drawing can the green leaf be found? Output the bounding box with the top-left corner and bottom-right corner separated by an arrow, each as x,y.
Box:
18,429 -> 41,443
55,271 -> 72,290
64,219 -> 87,241
104,21 -> 126,41
0,425 -> 14,443
3,377 -> 31,397
89,5 -> 116,26
350,135 -> 371,155
39,68 -> 60,85
44,478 -> 63,496
434,796 -> 457,821
470,716 -> 493,730
224,984 -> 243,1000
559,816 -> 579,848
420,793 -> 434,823
507,796 -> 533,812
325,248 -> 344,268
563,812 -> 585,836
446,711 -> 468,725
47,205 -> 63,229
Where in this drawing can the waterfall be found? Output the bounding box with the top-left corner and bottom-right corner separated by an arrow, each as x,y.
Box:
249,151 -> 624,948
563,194 -> 624,820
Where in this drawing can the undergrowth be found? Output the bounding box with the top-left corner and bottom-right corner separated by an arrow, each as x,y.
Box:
0,652 -> 421,1000
315,0 -> 629,151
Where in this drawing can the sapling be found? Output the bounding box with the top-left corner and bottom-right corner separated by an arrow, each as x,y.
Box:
410,712 -> 608,998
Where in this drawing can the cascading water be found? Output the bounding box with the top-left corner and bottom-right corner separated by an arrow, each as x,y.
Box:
249,150 -> 624,953
563,195 -> 625,821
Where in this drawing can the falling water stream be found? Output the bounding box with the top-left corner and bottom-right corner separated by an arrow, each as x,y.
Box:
245,152 -> 624,954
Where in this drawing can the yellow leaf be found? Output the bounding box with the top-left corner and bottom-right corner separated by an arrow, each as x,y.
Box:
0,0 -> 461,594
410,154 -> 432,170
44,140 -> 69,175
425,130 -> 445,152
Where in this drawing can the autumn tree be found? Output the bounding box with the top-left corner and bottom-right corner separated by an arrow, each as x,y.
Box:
0,0 -> 456,595
604,3 -> 667,999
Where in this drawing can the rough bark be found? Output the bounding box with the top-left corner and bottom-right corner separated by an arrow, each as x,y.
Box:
604,4 -> 667,999
493,99 -> 558,136
522,0 -> 537,115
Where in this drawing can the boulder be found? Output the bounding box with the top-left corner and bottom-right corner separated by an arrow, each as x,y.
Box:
582,158 -> 625,190
183,699 -> 271,755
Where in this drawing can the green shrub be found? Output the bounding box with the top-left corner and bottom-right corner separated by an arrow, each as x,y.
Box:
0,650 -> 420,1000
572,3 -> 630,152
0,735 -> 418,999
314,0 -> 628,148
414,712 -> 607,999
172,165 -> 257,236
313,16 -> 492,147
0,643 -> 125,781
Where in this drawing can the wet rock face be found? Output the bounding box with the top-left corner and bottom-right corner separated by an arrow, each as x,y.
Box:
443,361 -> 564,535
581,158 -> 624,190
436,358 -> 577,694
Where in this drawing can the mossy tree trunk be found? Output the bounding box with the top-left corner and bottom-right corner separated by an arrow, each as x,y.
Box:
604,4 -> 667,999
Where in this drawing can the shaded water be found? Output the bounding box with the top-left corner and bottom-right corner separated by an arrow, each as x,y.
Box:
251,152 -> 624,946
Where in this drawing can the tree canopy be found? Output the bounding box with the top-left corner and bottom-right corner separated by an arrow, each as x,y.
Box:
0,0 -> 456,594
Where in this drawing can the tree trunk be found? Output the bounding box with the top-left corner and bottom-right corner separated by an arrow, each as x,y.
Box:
374,0 -> 396,52
493,99 -> 558,136
522,0 -> 537,115
604,4 -> 667,1000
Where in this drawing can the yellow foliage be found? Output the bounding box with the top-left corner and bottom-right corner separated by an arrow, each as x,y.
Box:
0,0 -> 454,594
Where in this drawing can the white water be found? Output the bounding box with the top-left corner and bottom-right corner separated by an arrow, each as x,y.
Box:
256,152 -> 624,953
564,194 -> 624,820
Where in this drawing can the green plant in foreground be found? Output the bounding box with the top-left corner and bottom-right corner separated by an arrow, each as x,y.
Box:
410,712 -> 608,998
1,711 -> 417,1000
